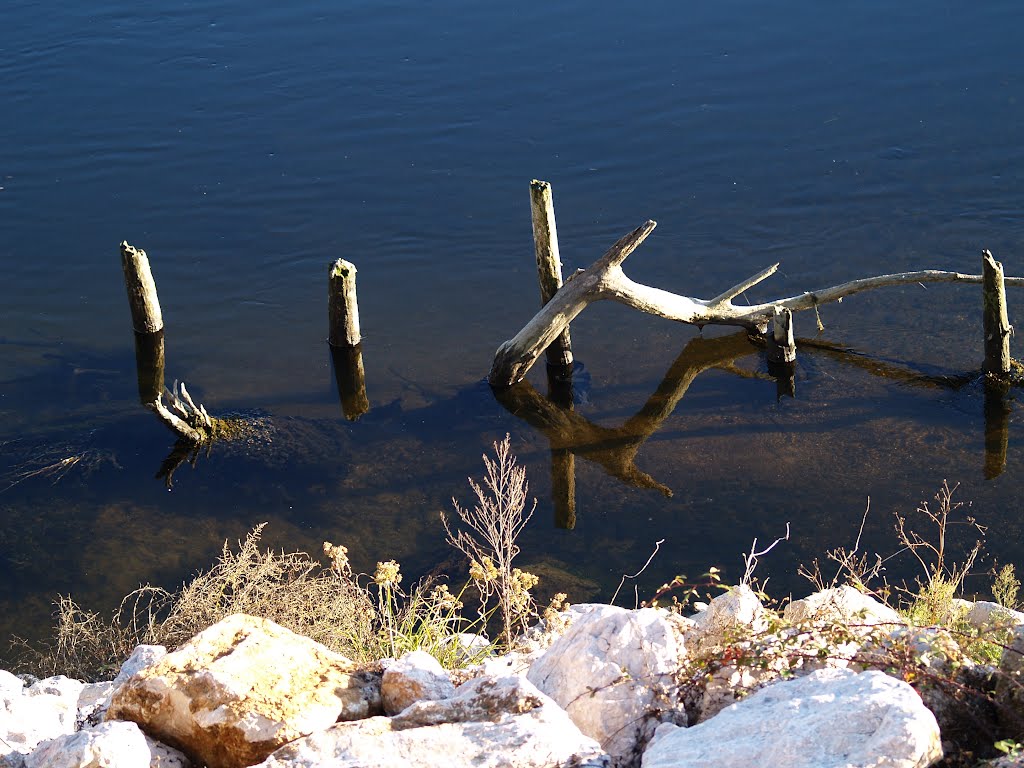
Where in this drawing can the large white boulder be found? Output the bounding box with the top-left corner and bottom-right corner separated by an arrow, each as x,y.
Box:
105,614 -> 382,768
381,651 -> 456,716
256,674 -> 608,768
642,667 -> 942,768
527,605 -> 684,768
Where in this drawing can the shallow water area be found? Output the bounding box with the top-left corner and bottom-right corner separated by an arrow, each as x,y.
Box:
2,0 -> 1024,662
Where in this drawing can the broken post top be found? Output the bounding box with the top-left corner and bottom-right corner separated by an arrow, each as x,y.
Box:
120,240 -> 164,334
330,259 -> 357,279
328,258 -> 361,347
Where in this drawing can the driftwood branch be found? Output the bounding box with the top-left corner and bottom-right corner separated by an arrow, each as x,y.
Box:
488,223 -> 1024,386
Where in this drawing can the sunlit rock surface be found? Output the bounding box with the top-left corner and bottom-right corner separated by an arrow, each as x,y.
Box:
784,585 -> 902,627
104,614 -> 382,768
381,650 -> 456,716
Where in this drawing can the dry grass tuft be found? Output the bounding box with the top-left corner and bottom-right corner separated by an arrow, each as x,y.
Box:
17,524 -> 375,681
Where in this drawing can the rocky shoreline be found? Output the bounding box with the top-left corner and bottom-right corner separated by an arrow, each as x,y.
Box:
4,585 -> 1024,768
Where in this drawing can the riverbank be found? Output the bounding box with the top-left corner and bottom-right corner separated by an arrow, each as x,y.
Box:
4,584 -> 1024,768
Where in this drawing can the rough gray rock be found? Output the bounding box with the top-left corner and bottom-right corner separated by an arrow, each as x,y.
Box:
642,668 -> 942,768
255,675 -> 609,768
527,605 -> 685,768
24,720 -> 189,768
784,585 -> 902,628
686,584 -> 768,652
381,651 -> 456,716
1,675 -> 84,758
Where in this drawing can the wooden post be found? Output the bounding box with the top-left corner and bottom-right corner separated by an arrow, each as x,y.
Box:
328,259 -> 361,347
530,180 -> 573,368
983,250 -> 1012,376
767,306 -> 796,364
331,345 -> 370,421
133,331 -> 165,404
120,241 -> 163,333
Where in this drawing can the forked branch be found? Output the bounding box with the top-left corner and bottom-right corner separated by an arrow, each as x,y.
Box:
488,222 -> 1024,387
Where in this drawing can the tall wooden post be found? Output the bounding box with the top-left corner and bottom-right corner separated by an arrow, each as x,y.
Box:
133,331 -> 165,404
329,259 -> 361,347
982,249 -> 1012,376
120,241 -> 163,334
328,259 -> 368,419
530,180 -> 573,368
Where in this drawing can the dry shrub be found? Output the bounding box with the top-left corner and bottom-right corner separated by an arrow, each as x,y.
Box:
443,435 -> 539,648
18,524 -> 375,681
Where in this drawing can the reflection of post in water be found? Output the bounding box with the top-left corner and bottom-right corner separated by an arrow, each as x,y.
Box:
545,363 -> 577,529
767,360 -> 796,399
133,330 -> 165,404
984,378 -> 1011,480
330,345 -> 370,421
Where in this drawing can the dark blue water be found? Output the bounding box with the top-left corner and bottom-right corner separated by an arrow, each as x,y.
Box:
2,1 -> 1023,655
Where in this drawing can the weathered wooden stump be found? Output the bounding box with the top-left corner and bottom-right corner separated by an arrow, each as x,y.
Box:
328,259 -> 361,347
530,180 -> 573,369
982,249 -> 1012,376
133,331 -> 165,404
120,241 -> 163,334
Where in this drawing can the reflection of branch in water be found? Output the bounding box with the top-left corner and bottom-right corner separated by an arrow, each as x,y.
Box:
494,332 -> 761,499
500,328 -> 1020,515
790,337 -> 974,390
155,439 -> 210,490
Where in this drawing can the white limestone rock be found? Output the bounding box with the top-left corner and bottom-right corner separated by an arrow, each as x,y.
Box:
686,584 -> 768,652
784,585 -> 902,628
0,672 -> 24,696
256,674 -> 609,768
1,674 -> 84,758
113,645 -> 168,689
641,667 -> 942,768
24,720 -> 189,768
958,600 -> 1024,631
527,605 -> 685,768
381,650 -> 456,715
76,681 -> 115,730
105,614 -> 382,768
474,604 -> 611,679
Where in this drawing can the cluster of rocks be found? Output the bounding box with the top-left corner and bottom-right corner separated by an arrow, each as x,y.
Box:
3,586 -> 1024,768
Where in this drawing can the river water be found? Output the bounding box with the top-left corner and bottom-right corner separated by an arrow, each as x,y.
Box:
2,1 -> 1023,657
